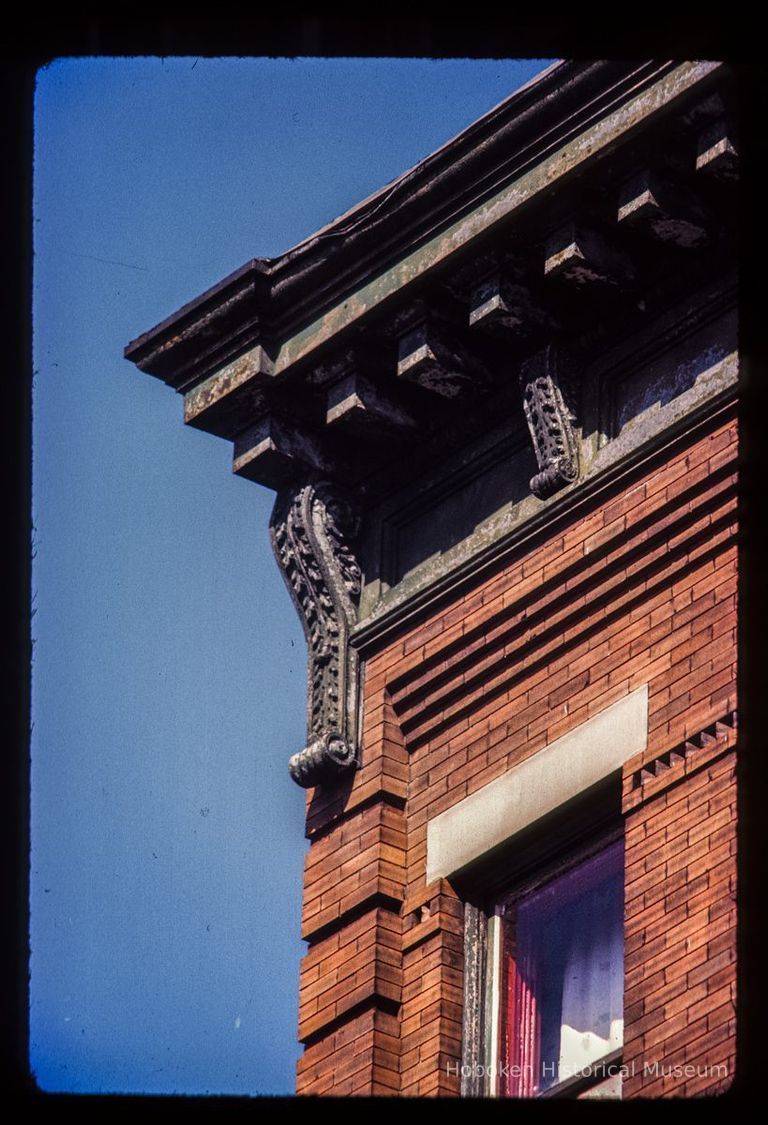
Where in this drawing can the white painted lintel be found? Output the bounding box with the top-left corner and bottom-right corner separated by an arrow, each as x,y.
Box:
426,685 -> 649,882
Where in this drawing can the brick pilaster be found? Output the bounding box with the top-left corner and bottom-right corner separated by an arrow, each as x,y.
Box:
295,692 -> 408,1095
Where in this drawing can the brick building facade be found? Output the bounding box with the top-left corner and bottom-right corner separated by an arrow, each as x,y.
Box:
127,61 -> 739,1098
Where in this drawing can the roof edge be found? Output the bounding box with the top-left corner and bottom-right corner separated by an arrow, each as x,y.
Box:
126,60 -> 678,385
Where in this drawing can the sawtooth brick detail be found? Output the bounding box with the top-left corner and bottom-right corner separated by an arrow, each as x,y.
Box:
295,410 -> 738,1096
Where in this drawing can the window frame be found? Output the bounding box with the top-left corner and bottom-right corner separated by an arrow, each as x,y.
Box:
458,776 -> 624,1099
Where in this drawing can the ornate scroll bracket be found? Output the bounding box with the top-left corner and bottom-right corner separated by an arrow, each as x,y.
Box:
269,481 -> 362,788
520,343 -> 580,500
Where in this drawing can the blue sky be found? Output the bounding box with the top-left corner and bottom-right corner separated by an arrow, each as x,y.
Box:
31,55 -> 553,1096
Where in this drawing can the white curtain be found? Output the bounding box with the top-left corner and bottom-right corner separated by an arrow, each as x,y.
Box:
557,876 -> 624,1079
502,839 -> 624,1094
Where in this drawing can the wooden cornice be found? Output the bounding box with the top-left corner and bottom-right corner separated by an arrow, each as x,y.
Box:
125,60 -> 737,498
123,61 -> 684,391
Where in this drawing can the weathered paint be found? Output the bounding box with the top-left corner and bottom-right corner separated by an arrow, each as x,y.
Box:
184,345 -> 274,424
354,351 -> 738,638
184,62 -> 721,427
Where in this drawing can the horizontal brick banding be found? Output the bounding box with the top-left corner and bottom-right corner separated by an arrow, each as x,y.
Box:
386,430 -> 735,697
400,899 -> 463,1097
298,907 -> 403,1040
393,470 -> 736,749
301,800 -> 406,942
622,741 -> 736,1097
296,408 -> 737,1096
297,776 -> 407,1068
296,1007 -> 401,1095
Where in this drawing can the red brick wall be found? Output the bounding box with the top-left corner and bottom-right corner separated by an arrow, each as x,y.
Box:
622,721 -> 737,1095
295,405 -> 738,1097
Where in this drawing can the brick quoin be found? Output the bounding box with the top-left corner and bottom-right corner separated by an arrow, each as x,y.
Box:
126,60 -> 740,1100
295,412 -> 738,1096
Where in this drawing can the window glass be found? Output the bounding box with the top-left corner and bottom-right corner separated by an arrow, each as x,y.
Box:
497,838 -> 624,1096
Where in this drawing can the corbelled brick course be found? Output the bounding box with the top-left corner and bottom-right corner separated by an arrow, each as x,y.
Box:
296,408 -> 738,1097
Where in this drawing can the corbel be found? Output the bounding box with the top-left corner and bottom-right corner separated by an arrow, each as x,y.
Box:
519,343 -> 580,500
695,117 -> 738,181
468,269 -> 555,339
233,413 -> 342,489
544,221 -> 634,289
617,169 -> 709,249
392,298 -> 491,398
269,480 -> 362,788
318,348 -> 417,438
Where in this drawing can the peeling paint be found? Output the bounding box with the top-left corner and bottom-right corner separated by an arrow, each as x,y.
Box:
183,62 -> 722,424
184,346 -> 273,422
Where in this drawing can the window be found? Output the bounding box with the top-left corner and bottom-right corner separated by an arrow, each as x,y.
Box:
458,789 -> 625,1100
491,835 -> 624,1097
427,689 -> 646,1099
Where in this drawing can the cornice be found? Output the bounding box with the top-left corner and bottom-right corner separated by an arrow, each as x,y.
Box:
124,60 -> 687,395
124,61 -> 738,788
125,60 -> 734,477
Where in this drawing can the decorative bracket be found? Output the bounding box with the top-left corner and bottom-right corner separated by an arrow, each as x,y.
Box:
391,299 -> 491,399
520,344 -> 580,500
270,481 -> 362,788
